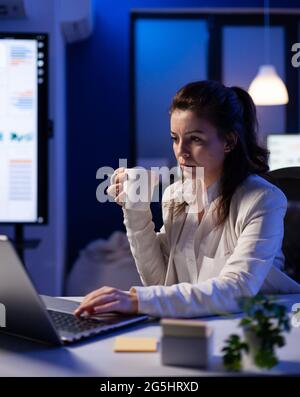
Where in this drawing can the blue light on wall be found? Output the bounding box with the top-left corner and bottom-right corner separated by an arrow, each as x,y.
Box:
136,18 -> 208,165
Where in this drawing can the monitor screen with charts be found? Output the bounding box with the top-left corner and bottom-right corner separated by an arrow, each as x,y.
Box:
267,134 -> 300,171
0,33 -> 48,224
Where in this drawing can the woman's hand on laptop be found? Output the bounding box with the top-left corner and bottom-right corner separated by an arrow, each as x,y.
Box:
73,286 -> 138,317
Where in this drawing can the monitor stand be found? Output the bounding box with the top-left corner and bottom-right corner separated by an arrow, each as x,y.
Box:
14,224 -> 40,265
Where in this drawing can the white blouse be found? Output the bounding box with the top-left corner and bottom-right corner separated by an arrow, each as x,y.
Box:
174,178 -> 227,284
174,210 -> 200,284
123,174 -> 300,318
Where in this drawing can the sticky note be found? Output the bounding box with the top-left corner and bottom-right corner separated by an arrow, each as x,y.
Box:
114,337 -> 157,352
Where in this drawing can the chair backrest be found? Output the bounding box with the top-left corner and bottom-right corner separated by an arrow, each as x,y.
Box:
264,167 -> 300,283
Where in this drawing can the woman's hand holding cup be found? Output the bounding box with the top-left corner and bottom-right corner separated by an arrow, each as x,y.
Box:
107,167 -> 159,211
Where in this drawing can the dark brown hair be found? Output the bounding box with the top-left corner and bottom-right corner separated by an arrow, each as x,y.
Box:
168,80 -> 269,225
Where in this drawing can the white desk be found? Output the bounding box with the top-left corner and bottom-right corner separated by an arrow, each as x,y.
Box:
0,295 -> 300,377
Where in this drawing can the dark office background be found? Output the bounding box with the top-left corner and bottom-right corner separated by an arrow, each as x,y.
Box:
66,0 -> 300,270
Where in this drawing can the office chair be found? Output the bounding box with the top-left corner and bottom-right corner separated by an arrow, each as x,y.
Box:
263,167 -> 300,283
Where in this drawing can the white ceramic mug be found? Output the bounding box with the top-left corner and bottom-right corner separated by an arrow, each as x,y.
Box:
111,168 -> 159,211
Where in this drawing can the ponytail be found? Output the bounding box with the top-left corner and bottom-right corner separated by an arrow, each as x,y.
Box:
230,86 -> 269,174
230,86 -> 258,140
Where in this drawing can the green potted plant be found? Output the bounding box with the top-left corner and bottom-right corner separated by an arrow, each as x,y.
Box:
222,294 -> 291,371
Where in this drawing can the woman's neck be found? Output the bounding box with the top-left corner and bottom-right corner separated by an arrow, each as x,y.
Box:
204,172 -> 221,189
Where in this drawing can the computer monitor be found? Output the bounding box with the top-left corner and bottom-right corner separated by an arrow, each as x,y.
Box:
0,33 -> 48,224
267,134 -> 300,171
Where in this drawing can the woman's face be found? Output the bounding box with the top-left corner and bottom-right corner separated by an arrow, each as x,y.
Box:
170,109 -> 229,186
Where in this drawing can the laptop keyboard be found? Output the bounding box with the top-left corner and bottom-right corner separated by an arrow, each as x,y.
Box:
47,310 -> 105,334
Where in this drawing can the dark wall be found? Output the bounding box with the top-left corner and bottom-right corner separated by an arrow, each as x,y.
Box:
66,0 -> 300,269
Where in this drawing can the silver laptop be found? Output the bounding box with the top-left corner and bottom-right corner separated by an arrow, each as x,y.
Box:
0,235 -> 149,345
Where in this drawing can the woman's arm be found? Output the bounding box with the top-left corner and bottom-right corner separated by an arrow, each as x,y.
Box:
131,187 -> 288,318
108,168 -> 170,286
123,207 -> 169,286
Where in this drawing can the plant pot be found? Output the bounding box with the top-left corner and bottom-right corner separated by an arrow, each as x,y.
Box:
242,328 -> 279,371
242,328 -> 261,370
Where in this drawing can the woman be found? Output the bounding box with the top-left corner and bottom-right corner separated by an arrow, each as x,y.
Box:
75,80 -> 300,319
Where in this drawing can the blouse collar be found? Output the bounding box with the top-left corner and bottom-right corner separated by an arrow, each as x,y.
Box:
162,176 -> 221,212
